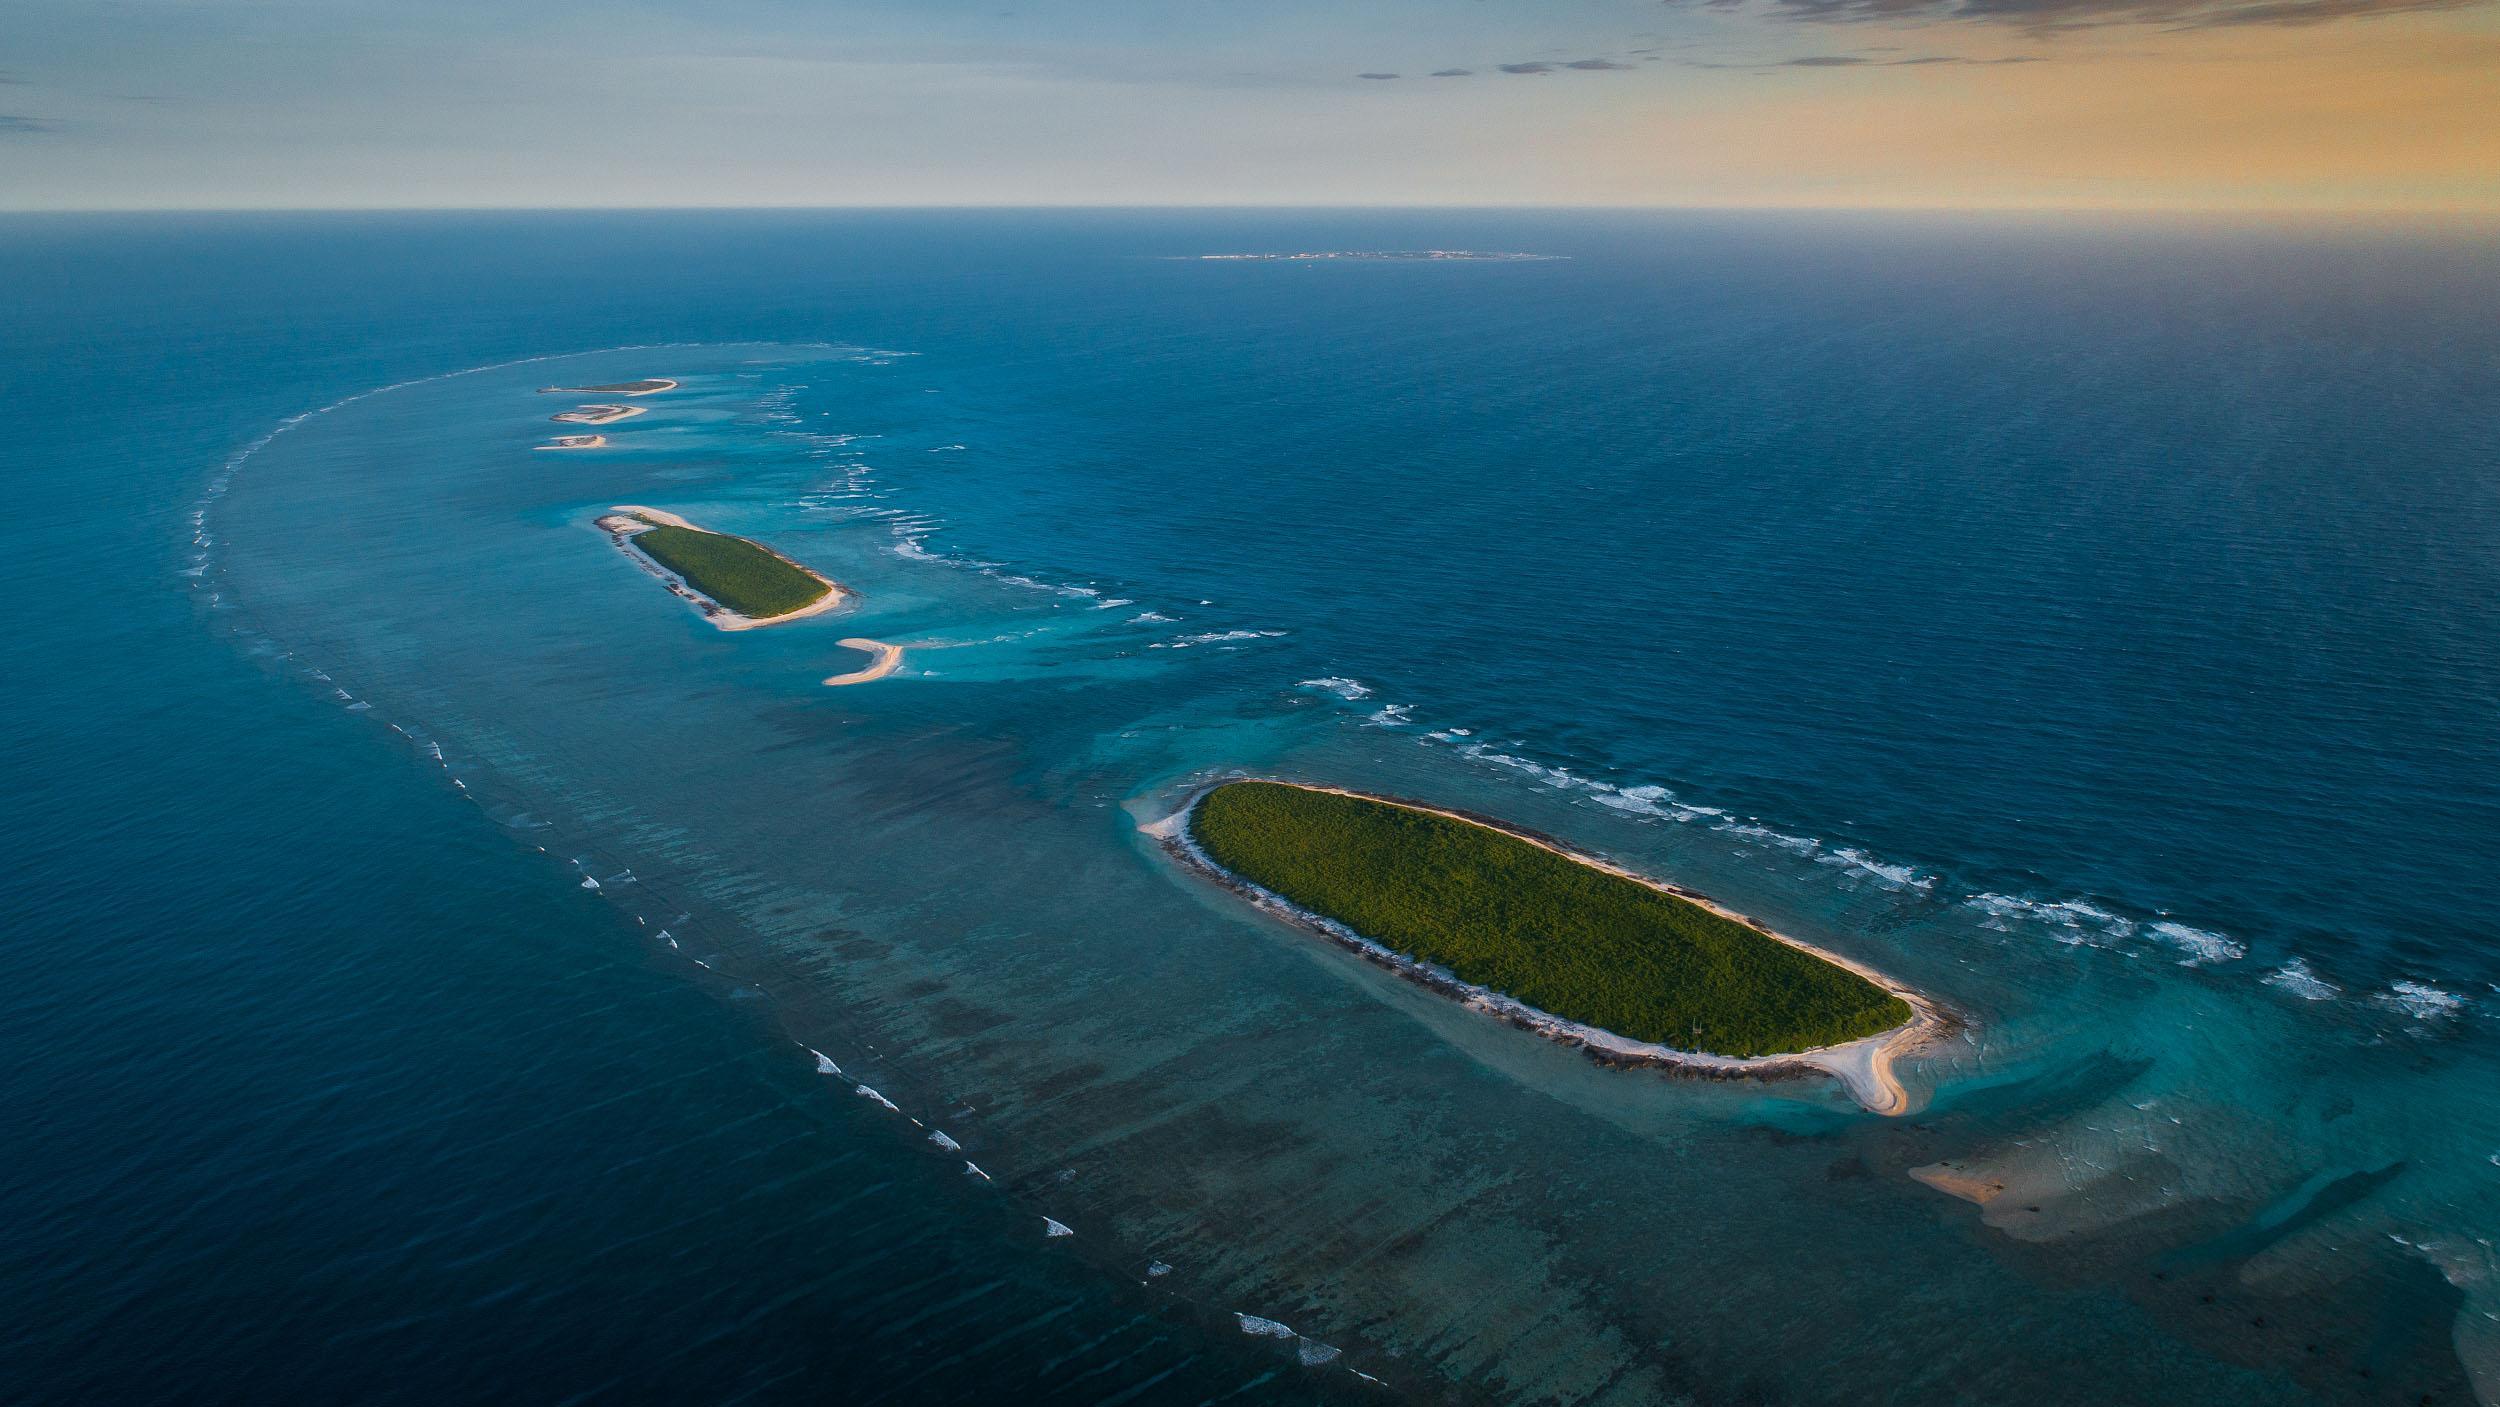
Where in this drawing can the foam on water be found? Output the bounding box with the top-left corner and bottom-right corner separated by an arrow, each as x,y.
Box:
2263,957 -> 2341,1000
2146,919 -> 2246,967
2381,980 -> 2469,1023
1154,628 -> 1287,649
1815,847 -> 1935,892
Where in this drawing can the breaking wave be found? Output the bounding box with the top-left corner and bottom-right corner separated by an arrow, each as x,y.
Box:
2263,958 -> 2341,1001
2378,980 -> 2468,1023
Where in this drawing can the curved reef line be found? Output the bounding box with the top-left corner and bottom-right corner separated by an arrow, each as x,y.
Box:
1146,780 -> 1951,1115
598,506 -> 850,631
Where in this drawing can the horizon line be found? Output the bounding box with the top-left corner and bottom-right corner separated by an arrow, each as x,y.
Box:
4,201 -> 2497,220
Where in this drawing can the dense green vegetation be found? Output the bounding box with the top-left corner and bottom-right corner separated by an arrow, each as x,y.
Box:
1189,781 -> 1912,1057
631,524 -> 829,620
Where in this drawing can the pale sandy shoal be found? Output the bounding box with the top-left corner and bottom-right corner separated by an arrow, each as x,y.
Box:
1908,1164 -> 2007,1204
536,434 -> 608,451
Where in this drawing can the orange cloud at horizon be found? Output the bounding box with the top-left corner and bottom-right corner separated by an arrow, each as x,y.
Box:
1593,19 -> 2500,211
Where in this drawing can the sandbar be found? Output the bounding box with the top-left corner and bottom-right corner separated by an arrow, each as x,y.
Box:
1148,780 -> 1950,1115
539,379 -> 678,396
553,404 -> 646,426
536,434 -> 607,451
597,505 -> 850,630
822,638 -> 905,686
1909,1163 -> 2008,1204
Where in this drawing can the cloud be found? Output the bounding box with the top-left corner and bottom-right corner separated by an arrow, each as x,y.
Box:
1691,0 -> 2478,27
1769,52 -> 2045,62
1492,57 -> 1637,74
0,114 -> 51,134
1429,68 -> 1474,76
1356,71 -> 1400,79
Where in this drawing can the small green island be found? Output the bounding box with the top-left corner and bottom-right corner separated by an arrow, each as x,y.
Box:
1184,781 -> 1918,1062
597,506 -> 846,629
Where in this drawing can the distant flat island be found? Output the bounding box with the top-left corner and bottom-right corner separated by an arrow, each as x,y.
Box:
535,434 -> 607,451
596,506 -> 848,630
1190,250 -> 1558,262
539,378 -> 679,396
1159,780 -> 1943,1113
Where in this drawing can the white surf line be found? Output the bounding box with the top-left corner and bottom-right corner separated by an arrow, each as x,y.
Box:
787,1014 -> 1400,1392
1145,781 -> 1950,1116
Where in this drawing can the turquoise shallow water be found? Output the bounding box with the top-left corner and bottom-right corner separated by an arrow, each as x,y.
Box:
7,212 -> 2500,1404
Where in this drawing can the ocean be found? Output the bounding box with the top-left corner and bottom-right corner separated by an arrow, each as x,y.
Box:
4,210 -> 2497,1405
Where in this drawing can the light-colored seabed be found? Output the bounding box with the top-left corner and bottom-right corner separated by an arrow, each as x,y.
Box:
1144,780 -> 1949,1116
599,505 -> 851,631
822,638 -> 905,686
1909,1162 -> 2008,1203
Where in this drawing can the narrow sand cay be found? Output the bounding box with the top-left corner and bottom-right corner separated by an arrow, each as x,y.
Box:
553,404 -> 646,426
1149,781 -> 1950,1115
539,378 -> 678,396
1909,1163 -> 2008,1204
822,638 -> 905,686
536,434 -> 607,451
599,505 -> 850,630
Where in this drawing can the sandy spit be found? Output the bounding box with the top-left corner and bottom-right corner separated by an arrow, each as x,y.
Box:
822,638 -> 905,686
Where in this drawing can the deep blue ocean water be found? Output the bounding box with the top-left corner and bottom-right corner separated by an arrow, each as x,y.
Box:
5,211 -> 2498,1405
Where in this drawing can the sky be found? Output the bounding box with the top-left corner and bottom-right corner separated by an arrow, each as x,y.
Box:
2,0 -> 2495,211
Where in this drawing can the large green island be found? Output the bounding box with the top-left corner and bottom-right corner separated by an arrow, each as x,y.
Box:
597,506 -> 847,630
1177,780 -> 1937,1108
